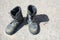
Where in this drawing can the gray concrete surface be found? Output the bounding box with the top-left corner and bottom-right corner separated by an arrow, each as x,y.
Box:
0,0 -> 60,40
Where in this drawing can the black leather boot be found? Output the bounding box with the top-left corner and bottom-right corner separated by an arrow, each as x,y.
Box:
5,6 -> 24,35
27,5 -> 39,35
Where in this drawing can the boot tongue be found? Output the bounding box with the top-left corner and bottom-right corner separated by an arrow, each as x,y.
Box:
27,11 -> 32,24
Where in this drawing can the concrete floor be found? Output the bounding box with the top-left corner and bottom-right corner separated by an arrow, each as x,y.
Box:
0,0 -> 60,40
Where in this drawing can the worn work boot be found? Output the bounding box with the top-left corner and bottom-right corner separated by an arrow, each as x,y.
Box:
27,5 -> 39,35
5,6 -> 24,35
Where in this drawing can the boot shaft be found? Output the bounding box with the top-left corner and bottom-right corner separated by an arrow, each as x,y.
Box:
10,6 -> 23,22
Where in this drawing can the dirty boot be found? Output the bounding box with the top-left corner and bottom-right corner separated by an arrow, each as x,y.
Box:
5,6 -> 24,35
27,5 -> 39,35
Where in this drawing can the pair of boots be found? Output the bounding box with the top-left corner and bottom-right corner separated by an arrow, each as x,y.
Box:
5,5 -> 38,35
